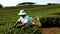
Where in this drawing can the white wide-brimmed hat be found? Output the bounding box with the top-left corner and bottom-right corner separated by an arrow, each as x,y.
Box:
18,10 -> 26,15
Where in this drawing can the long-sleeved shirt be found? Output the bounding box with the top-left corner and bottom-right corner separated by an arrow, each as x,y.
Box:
17,15 -> 34,26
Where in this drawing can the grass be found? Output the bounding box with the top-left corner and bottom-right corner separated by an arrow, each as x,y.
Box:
0,5 -> 60,34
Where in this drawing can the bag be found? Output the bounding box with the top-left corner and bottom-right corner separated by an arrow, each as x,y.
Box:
30,17 -> 41,27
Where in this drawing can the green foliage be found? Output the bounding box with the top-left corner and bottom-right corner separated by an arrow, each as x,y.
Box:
0,26 -> 42,34
40,18 -> 60,27
0,4 -> 3,8
0,5 -> 60,34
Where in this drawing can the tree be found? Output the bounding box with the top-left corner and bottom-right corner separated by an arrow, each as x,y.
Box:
0,4 -> 3,8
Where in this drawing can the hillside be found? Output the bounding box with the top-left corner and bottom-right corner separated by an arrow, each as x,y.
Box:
0,5 -> 60,34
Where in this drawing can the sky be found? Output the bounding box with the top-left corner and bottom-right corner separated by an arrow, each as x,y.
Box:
0,0 -> 60,7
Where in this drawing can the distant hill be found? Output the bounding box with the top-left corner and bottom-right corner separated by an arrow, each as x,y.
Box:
48,3 -> 60,5
17,2 -> 36,7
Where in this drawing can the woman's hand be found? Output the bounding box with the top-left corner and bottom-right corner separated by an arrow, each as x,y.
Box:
20,23 -> 27,27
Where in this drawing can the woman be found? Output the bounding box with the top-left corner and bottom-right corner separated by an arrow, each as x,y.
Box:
14,10 -> 35,27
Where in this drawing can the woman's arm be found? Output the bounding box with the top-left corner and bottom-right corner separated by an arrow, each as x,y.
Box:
14,21 -> 19,26
14,17 -> 22,26
20,23 -> 27,26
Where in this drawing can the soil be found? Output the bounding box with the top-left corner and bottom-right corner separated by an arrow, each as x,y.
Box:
41,27 -> 60,34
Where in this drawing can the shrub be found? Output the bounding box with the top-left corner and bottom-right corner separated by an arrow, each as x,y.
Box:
0,4 -> 3,8
40,17 -> 60,27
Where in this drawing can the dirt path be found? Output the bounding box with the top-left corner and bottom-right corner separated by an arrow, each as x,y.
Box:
41,27 -> 60,34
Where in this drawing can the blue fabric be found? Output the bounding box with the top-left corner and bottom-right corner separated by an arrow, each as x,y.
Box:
18,15 -> 34,26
